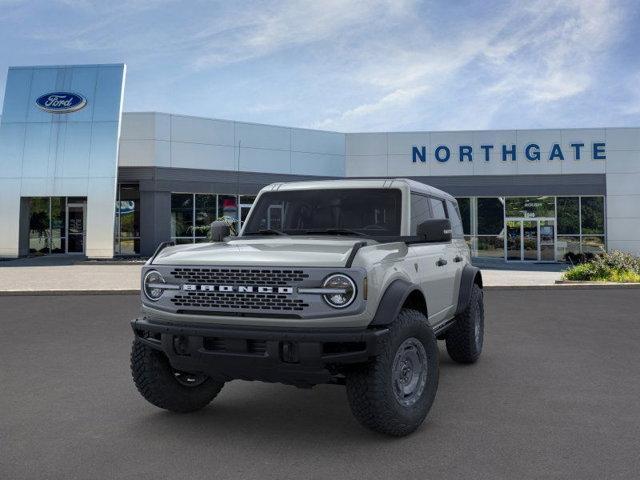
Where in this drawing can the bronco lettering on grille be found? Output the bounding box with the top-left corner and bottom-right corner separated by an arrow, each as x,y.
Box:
182,285 -> 294,294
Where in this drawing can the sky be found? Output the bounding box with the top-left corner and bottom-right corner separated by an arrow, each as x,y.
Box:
0,0 -> 639,132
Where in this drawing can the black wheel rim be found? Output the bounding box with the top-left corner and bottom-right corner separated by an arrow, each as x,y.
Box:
392,337 -> 428,407
172,370 -> 207,387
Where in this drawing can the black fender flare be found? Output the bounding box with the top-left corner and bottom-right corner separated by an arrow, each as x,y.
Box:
455,265 -> 483,316
369,279 -> 426,326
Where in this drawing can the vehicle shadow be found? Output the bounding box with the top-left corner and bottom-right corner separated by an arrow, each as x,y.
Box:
124,347 -> 466,446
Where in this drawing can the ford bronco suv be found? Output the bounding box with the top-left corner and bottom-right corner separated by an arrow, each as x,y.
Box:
131,179 -> 484,436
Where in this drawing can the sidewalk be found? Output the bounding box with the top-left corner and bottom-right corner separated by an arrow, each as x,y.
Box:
0,256 -> 567,294
0,257 -> 141,294
472,257 -> 565,287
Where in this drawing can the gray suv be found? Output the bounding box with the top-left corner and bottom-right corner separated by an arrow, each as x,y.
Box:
131,179 -> 484,436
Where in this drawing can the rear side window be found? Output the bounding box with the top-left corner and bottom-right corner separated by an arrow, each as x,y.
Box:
410,194 -> 432,235
429,198 -> 447,220
446,199 -> 464,239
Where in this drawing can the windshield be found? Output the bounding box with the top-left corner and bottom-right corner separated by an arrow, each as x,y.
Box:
242,188 -> 402,237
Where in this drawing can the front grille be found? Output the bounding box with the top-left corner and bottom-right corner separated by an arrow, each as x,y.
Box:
170,291 -> 309,311
170,267 -> 309,286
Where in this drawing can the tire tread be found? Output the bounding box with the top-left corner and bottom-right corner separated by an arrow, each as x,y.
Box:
445,284 -> 484,363
131,340 -> 224,413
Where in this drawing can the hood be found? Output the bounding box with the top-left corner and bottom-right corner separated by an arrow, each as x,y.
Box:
151,237 -> 368,267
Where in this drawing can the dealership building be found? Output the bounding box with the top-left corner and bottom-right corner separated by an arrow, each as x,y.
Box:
1,63 -> 639,261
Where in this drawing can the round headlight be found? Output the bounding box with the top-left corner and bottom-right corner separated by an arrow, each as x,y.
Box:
143,270 -> 165,301
322,274 -> 356,308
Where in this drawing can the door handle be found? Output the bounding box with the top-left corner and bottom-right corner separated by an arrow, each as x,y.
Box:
454,255 -> 463,263
436,258 -> 448,267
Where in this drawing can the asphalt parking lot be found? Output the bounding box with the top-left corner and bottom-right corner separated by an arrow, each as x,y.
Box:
2,289 -> 640,480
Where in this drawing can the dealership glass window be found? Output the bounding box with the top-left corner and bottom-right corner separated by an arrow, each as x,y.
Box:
477,198 -> 504,235
410,194 -> 432,235
581,236 -> 606,254
28,197 -> 67,254
27,196 -> 85,255
556,197 -> 580,258
174,237 -> 195,245
476,235 -> 504,258
464,236 -> 474,251
579,197 -> 605,254
218,195 -> 240,235
556,236 -> 581,259
555,196 -> 606,257
557,197 -> 579,235
455,198 -> 471,235
114,184 -> 140,255
195,194 -> 217,241
29,197 -> 53,254
458,195 -> 605,260
581,197 -> 605,234
50,197 -> 66,253
505,196 -> 555,218
171,193 -> 215,242
171,193 -> 194,240
170,193 -> 255,243
580,197 -> 606,253
218,195 -> 238,218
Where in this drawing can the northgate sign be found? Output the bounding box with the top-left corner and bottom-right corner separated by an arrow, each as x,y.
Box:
412,142 -> 606,163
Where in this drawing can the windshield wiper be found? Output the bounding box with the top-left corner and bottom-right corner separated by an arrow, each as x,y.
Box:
301,228 -> 367,237
244,229 -> 287,236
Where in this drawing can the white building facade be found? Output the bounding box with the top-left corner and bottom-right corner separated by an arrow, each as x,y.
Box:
1,64 -> 639,261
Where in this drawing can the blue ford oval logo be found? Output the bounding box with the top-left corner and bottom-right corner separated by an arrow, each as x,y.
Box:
35,92 -> 87,114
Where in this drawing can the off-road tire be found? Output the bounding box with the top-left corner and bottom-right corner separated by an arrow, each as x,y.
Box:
131,339 -> 224,413
345,309 -> 439,436
445,283 -> 484,363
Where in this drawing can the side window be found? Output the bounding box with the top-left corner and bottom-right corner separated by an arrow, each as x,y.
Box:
446,200 -> 464,239
429,197 -> 447,220
410,193 -> 432,235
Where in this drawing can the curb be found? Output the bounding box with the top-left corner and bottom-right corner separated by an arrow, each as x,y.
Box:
555,280 -> 640,286
486,283 -> 640,290
484,285 -> 561,290
75,261 -> 147,265
0,289 -> 140,296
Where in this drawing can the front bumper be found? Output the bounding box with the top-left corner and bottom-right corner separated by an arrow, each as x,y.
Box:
131,317 -> 389,387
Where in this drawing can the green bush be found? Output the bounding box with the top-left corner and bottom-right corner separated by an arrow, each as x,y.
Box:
563,250 -> 640,282
594,250 -> 640,272
563,263 -> 595,281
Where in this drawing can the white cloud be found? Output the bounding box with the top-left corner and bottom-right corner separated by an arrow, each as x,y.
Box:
313,85 -> 429,130
190,0 -> 413,69
314,0 -> 625,130
482,0 -> 622,103
617,71 -> 640,116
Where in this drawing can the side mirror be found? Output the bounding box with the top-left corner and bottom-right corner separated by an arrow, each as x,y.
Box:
209,221 -> 231,242
417,219 -> 452,242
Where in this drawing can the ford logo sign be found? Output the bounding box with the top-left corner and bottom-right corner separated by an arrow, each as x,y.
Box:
35,92 -> 87,114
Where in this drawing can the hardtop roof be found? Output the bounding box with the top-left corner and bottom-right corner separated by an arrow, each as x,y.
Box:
263,178 -> 455,201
